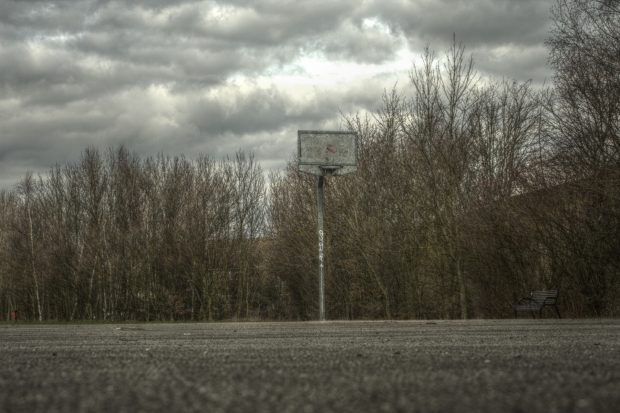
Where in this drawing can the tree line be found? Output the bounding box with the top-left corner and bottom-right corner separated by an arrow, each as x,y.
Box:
0,149 -> 276,321
1,0 -> 619,320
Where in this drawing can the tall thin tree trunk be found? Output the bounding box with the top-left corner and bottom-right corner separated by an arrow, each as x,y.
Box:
27,208 -> 43,321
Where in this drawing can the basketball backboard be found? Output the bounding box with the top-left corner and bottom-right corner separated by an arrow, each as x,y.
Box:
298,130 -> 358,176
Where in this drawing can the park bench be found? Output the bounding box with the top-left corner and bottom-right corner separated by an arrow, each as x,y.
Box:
513,289 -> 561,318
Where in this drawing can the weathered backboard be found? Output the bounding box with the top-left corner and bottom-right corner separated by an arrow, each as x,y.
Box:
298,130 -> 358,176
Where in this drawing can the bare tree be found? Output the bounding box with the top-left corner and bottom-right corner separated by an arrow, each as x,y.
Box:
403,42 -> 478,319
547,0 -> 620,175
14,174 -> 45,321
540,0 -> 620,315
0,190 -> 17,319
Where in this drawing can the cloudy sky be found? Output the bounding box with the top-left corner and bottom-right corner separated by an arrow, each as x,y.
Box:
0,0 -> 554,188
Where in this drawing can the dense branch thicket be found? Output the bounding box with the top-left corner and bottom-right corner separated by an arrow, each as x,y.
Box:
269,45 -> 558,320
2,0 -> 619,320
268,1 -> 620,319
0,148 -> 276,321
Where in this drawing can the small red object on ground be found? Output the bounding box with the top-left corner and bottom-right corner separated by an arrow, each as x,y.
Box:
10,310 -> 17,321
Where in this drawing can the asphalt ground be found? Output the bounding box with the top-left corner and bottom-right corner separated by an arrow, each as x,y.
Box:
0,319 -> 619,413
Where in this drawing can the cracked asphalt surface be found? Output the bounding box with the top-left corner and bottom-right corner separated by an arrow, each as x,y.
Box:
1,319 -> 619,413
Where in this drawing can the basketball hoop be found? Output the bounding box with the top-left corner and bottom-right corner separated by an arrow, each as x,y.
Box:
297,130 -> 358,321
297,130 -> 358,176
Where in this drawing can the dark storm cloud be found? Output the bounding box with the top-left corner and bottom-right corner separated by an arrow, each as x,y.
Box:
369,0 -> 552,47
365,0 -> 554,82
187,88 -> 331,136
184,79 -> 383,137
0,0 -> 554,188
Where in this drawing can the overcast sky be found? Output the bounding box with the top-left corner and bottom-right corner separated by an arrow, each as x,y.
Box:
0,0 -> 554,189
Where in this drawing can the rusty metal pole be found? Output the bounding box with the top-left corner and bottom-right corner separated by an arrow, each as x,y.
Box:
317,175 -> 325,321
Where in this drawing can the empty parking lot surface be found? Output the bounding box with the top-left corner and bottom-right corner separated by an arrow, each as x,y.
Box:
1,319 -> 619,412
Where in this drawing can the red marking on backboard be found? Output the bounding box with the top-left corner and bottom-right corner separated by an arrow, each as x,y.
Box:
325,144 -> 336,154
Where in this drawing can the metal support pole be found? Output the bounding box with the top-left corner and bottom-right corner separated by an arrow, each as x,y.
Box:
317,175 -> 325,321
